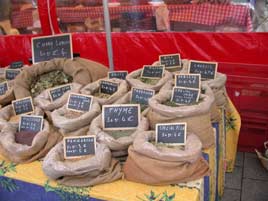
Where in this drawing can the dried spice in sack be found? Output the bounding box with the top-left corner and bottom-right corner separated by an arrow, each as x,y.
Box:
106,129 -> 136,140
63,110 -> 83,119
30,70 -> 73,97
15,131 -> 38,146
93,92 -> 111,99
137,77 -> 160,85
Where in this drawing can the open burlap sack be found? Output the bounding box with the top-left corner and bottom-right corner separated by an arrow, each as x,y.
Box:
123,131 -> 210,185
42,142 -> 123,187
51,98 -> 101,133
202,73 -> 228,109
147,81 -> 215,148
34,83 -> 82,111
89,115 -> 149,151
125,68 -> 172,92
14,58 -> 108,99
81,78 -> 129,106
0,120 -> 62,163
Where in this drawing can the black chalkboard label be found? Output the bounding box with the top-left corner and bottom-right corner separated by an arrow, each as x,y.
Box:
131,87 -> 155,105
188,60 -> 218,80
156,123 -> 187,145
171,87 -> 200,105
102,104 -> 140,130
0,82 -> 8,96
10,61 -> 23,69
64,135 -> 96,159
5,69 -> 21,80
49,84 -> 72,101
12,97 -> 34,115
19,115 -> 44,133
159,54 -> 182,69
108,71 -> 128,80
100,80 -> 119,95
175,74 -> 200,89
67,93 -> 93,112
141,65 -> 164,79
32,34 -> 73,64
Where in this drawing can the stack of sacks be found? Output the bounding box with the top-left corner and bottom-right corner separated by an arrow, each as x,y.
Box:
0,105 -> 61,163
42,141 -> 123,187
146,81 -> 215,149
126,68 -> 172,92
123,131 -> 210,185
81,78 -> 129,106
89,115 -> 149,163
51,97 -> 101,135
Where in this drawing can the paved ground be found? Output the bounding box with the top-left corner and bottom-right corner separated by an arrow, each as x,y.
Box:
222,152 -> 268,201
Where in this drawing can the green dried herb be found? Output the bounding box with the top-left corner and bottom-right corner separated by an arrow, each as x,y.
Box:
93,92 -> 111,98
138,77 -> 160,85
151,141 -> 185,150
30,70 -> 73,97
106,129 -> 135,139
163,97 -> 204,107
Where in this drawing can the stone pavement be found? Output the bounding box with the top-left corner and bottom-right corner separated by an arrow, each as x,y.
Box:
222,152 -> 268,201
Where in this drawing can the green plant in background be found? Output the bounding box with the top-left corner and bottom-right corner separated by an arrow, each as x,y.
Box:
0,160 -> 18,192
226,115 -> 236,131
137,190 -> 175,201
44,180 -> 90,201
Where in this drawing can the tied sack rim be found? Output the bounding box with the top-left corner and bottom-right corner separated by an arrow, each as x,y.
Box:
133,131 -> 202,163
80,78 -> 129,106
202,72 -> 227,91
42,142 -> 112,179
149,82 -> 215,118
126,68 -> 173,91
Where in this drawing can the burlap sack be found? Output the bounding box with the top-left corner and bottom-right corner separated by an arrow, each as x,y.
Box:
126,68 -> 172,92
14,58 -> 108,99
89,115 -> 149,151
147,80 -> 215,148
0,80 -> 15,107
60,125 -> 90,137
42,142 -> 123,187
202,73 -> 228,109
51,98 -> 101,133
0,120 -> 62,163
80,78 -> 129,106
123,131 -> 210,185
34,83 -> 82,111
152,59 -> 189,74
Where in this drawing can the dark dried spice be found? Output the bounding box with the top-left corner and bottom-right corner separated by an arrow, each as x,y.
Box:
15,131 -> 38,146
30,70 -> 73,97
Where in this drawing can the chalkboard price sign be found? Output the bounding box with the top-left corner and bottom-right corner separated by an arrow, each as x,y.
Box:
10,61 -> 23,69
12,97 -> 34,115
108,71 -> 128,80
131,87 -> 155,105
64,135 -> 96,159
159,54 -> 182,69
0,81 -> 8,96
67,93 -> 93,112
49,84 -> 72,101
188,60 -> 218,80
171,87 -> 200,105
19,115 -> 44,133
141,65 -> 164,79
5,69 -> 21,80
175,74 -> 200,89
100,80 -> 119,95
156,123 -> 187,145
32,34 -> 73,64
102,104 -> 140,130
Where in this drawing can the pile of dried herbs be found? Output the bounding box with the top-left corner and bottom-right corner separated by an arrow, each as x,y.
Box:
137,77 -> 160,85
151,141 -> 185,150
30,70 -> 73,97
163,97 -> 204,107
106,129 -> 135,139
93,92 -> 111,98
63,110 -> 83,119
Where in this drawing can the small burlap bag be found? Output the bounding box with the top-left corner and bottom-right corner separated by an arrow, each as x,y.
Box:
146,81 -> 215,148
202,73 -> 228,109
80,78 -> 129,106
51,99 -> 101,133
0,120 -> 62,163
89,115 -> 149,151
125,68 -> 172,92
34,83 -> 82,111
14,58 -> 108,99
42,142 -> 123,187
123,131 -> 210,185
